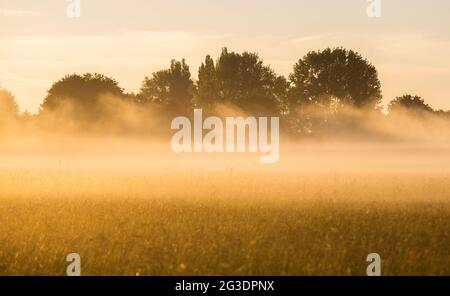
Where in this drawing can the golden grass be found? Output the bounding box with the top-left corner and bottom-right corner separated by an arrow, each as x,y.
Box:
0,169 -> 448,275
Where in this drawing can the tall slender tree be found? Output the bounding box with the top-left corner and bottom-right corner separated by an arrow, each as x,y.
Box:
197,55 -> 220,111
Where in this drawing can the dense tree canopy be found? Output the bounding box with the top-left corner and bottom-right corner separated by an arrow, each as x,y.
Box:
289,48 -> 382,112
0,88 -> 19,118
140,59 -> 194,114
388,94 -> 434,114
0,46 -> 444,138
0,88 -> 20,135
197,48 -> 288,115
40,73 -> 125,121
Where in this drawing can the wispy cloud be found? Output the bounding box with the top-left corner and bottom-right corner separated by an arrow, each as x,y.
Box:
0,9 -> 40,17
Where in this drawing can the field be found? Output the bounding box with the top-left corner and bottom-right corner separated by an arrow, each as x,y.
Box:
0,164 -> 449,275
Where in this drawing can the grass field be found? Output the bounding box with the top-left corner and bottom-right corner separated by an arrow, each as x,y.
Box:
0,168 -> 448,275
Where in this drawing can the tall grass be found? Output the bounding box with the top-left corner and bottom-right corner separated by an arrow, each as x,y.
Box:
0,170 -> 448,275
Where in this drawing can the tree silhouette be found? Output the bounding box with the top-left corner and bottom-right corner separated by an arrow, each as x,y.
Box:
435,109 -> 450,118
197,55 -> 220,111
289,47 -> 382,112
196,48 -> 288,116
140,59 -> 194,114
388,94 -> 434,114
40,73 -> 125,122
0,88 -> 19,118
6,46 -> 444,138
0,87 -> 20,135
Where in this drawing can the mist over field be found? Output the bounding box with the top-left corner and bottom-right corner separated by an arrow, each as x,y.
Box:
0,46 -> 449,275
1,94 -> 449,173
0,101 -> 448,275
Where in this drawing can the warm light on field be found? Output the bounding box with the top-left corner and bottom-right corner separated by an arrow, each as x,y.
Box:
0,141 -> 448,275
1,0 -> 449,278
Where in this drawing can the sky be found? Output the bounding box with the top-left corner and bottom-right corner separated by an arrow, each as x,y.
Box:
0,0 -> 449,113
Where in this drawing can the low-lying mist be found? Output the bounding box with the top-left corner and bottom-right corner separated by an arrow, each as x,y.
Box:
0,93 -> 449,173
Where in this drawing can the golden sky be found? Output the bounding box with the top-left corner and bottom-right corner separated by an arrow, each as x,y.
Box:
1,0 -> 449,112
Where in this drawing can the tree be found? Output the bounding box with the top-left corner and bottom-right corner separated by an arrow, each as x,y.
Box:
0,88 -> 19,119
140,59 -> 194,114
388,95 -> 434,114
0,87 -> 20,135
289,47 -> 382,112
435,109 -> 450,118
40,73 -> 125,121
197,55 -> 220,111
196,48 -> 287,116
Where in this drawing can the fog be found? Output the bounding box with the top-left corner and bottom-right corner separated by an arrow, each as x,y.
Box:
0,94 -> 448,174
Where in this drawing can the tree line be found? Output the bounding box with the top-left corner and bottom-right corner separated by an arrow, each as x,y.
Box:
1,47 -> 449,137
